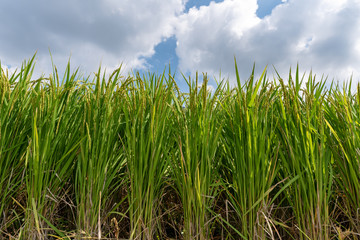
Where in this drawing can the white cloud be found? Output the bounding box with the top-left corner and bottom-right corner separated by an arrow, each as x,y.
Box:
175,0 -> 260,78
2,0 -> 359,87
0,0 -> 185,77
175,0 -> 360,84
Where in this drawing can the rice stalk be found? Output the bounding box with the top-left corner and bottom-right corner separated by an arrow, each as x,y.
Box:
0,57 -> 34,237
324,82 -> 360,235
123,71 -> 174,239
275,67 -> 333,239
75,66 -> 126,238
170,72 -> 223,240
220,62 -> 279,239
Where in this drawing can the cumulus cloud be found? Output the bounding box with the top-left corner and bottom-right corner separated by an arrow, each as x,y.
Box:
175,0 -> 260,77
0,0 -> 185,76
175,0 -> 360,84
2,0 -> 359,86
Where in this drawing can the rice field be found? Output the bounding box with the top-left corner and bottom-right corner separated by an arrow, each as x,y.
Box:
1,56 -> 360,239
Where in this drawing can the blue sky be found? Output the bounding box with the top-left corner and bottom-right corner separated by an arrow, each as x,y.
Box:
145,0 -> 285,75
1,0 -> 359,91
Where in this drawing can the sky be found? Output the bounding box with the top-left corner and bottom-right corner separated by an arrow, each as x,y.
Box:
1,0 -> 360,91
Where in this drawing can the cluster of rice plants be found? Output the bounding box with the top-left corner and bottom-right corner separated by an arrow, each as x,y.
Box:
1,56 -> 360,239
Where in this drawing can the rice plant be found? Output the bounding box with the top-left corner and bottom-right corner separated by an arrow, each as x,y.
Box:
2,56 -> 360,239
324,82 -> 360,237
23,61 -> 85,239
170,72 -> 224,239
219,63 -> 279,239
75,66 -> 126,238
121,71 -> 175,239
0,57 -> 34,237
275,68 -> 333,239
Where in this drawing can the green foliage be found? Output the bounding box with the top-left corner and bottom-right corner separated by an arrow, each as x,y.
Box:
123,72 -> 174,239
219,62 -> 279,239
1,55 -> 360,239
275,68 -> 333,239
170,72 -> 224,239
